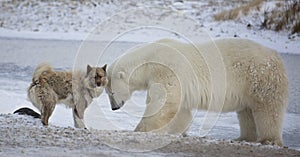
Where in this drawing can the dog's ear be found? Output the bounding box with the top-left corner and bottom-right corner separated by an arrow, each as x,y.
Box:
102,64 -> 107,71
87,65 -> 92,74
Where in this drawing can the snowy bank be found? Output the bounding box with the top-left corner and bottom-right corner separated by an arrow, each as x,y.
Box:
0,0 -> 299,53
1,114 -> 300,157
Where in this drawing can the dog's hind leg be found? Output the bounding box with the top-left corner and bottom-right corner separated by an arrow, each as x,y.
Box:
40,96 -> 56,126
40,89 -> 57,126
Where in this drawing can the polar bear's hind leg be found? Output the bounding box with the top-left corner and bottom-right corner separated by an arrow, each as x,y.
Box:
236,107 -> 257,142
252,103 -> 285,146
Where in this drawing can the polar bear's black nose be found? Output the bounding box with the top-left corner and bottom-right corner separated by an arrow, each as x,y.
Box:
112,106 -> 120,111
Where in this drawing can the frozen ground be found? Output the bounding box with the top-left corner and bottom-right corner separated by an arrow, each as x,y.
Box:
0,0 -> 299,156
1,114 -> 300,157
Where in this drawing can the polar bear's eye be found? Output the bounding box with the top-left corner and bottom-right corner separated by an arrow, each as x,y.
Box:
108,91 -> 114,96
118,71 -> 125,79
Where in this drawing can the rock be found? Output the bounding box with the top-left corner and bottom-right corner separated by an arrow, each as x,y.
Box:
247,23 -> 252,28
13,107 -> 41,119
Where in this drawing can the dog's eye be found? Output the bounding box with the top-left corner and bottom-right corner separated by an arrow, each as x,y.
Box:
95,76 -> 101,79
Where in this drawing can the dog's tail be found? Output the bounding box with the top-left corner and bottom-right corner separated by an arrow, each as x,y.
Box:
32,63 -> 53,82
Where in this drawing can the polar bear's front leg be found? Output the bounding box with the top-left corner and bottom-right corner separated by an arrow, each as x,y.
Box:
134,101 -> 177,132
134,84 -> 192,134
134,104 -> 192,135
159,107 -> 192,135
236,107 -> 257,142
134,83 -> 174,132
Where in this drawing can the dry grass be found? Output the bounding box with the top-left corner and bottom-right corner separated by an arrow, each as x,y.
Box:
262,0 -> 300,34
214,0 -> 264,21
293,21 -> 300,34
213,0 -> 300,34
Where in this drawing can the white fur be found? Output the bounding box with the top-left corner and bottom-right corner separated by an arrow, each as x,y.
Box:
106,38 -> 288,146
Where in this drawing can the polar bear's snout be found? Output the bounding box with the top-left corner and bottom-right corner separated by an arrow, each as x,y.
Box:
112,106 -> 120,111
109,94 -> 124,111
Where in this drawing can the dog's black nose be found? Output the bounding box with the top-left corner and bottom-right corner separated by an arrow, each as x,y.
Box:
97,82 -> 101,86
112,106 -> 120,111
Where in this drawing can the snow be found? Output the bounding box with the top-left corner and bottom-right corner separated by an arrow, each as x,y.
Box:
0,28 -> 87,41
0,0 -> 299,52
0,0 -> 299,155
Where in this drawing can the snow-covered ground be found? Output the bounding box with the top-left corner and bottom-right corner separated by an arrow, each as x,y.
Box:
0,0 -> 299,155
2,114 -> 300,157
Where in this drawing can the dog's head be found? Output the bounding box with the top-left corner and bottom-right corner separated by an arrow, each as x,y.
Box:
86,64 -> 108,88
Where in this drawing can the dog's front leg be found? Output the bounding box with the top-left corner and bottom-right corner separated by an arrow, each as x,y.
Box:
73,108 -> 86,128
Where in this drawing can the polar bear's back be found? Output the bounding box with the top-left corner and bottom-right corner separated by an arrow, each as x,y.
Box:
210,39 -> 288,111
154,38 -> 288,111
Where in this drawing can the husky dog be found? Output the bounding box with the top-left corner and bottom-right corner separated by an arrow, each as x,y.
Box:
27,63 -> 108,128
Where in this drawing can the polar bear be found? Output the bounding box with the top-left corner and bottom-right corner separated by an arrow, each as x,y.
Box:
106,38 -> 288,146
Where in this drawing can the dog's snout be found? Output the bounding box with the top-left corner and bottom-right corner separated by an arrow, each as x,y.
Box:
96,82 -> 101,86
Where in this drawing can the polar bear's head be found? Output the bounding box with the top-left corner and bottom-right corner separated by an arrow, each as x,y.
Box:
106,70 -> 130,110
105,57 -> 146,111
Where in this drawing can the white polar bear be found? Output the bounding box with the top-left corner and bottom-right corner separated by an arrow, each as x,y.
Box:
106,38 -> 288,146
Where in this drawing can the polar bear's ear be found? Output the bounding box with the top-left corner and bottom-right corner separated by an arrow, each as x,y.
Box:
118,71 -> 126,79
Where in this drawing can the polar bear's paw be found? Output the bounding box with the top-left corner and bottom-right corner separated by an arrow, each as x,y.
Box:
257,138 -> 283,147
234,136 -> 256,142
